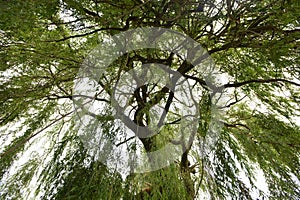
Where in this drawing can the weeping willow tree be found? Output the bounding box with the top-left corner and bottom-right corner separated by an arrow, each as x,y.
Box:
0,0 -> 299,199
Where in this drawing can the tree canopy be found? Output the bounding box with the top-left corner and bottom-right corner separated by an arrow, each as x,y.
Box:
0,0 -> 299,199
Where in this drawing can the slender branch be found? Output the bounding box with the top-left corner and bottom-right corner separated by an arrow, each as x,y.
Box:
49,27 -> 124,42
218,95 -> 247,109
47,94 -> 110,102
223,122 -> 250,131
222,78 -> 300,89
116,136 -> 136,147
0,111 -> 73,158
166,118 -> 181,125
184,75 -> 300,93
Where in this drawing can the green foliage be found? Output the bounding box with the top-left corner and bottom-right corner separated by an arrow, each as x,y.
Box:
54,160 -> 123,200
0,0 -> 299,199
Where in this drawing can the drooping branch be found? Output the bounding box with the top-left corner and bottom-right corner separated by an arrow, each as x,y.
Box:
184,75 -> 300,93
0,110 -> 73,159
222,78 -> 300,89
